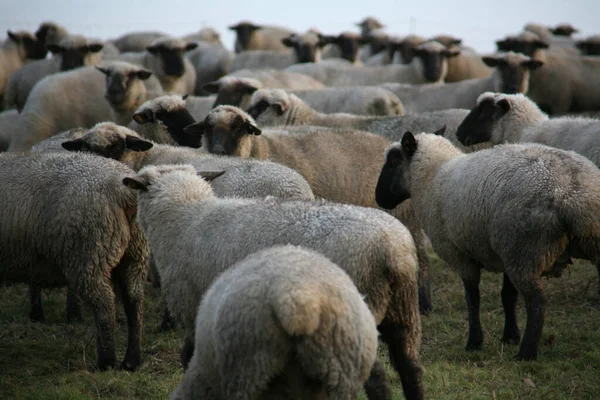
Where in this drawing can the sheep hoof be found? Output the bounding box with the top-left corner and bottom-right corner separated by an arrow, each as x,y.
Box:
465,342 -> 483,352
121,358 -> 141,372
501,334 -> 521,345
28,309 -> 45,322
515,350 -> 537,361
96,356 -> 118,371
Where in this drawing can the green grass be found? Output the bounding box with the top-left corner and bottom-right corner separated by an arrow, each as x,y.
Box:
1,252 -> 599,399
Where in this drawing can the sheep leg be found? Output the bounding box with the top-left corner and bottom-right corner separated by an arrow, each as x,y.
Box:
66,290 -> 83,323
597,263 -> 600,296
416,241 -> 433,315
159,305 -> 177,331
463,278 -> 483,351
363,359 -> 393,400
89,280 -> 117,371
28,285 -> 44,322
513,278 -> 547,361
501,273 -> 520,345
150,257 -> 161,289
180,332 -> 195,371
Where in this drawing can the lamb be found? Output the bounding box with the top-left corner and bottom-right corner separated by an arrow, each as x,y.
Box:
124,164 -> 423,400
128,95 -> 195,144
0,109 -> 18,151
205,69 -> 324,110
379,51 -> 542,113
229,21 -> 295,53
177,105 -> 435,314
185,42 -> 233,95
576,34 -> 600,56
0,31 -> 47,106
496,32 -> 600,114
119,37 -> 198,95
290,86 -> 405,116
375,131 -> 600,361
285,40 -> 458,86
110,31 -> 169,53
0,151 -> 150,370
96,61 -> 164,126
34,21 -> 69,47
245,89 -> 473,150
5,34 -> 105,111
170,245 -> 379,400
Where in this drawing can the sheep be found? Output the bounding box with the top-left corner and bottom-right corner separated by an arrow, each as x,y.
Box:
185,42 -> 233,95
184,94 -> 216,121
524,22 -> 579,48
119,37 -> 198,95
0,109 -> 18,151
245,88 -> 473,150
0,31 -> 47,106
379,51 -> 542,113
289,86 -> 405,116
229,21 -> 295,53
229,32 -> 331,72
0,151 -> 150,370
425,35 -> 492,82
128,95 -> 194,145
375,131 -> 600,361
181,27 -> 223,46
388,34 -> 427,64
360,29 -> 393,63
320,31 -> 366,64
356,16 -> 385,38
34,21 -> 69,47
5,34 -> 105,111
286,40 -> 458,86
205,69 -> 324,110
170,245 -> 379,400
96,60 -> 164,126
110,30 -> 169,53
176,105 -> 435,314
495,32 -> 600,114
124,163 -> 423,400
576,34 -> 600,56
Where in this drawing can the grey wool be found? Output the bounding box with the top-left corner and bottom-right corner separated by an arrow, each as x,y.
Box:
170,245 -> 379,400
124,164 -> 423,400
0,151 -> 149,371
375,132 -> 600,361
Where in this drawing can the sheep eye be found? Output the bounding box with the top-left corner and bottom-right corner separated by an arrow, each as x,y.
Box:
246,124 -> 255,134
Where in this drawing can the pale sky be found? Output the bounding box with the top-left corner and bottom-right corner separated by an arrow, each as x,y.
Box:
0,0 -> 597,54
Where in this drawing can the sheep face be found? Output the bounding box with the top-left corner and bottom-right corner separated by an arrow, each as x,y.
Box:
328,32 -> 367,63
7,31 -> 48,60
62,124 -> 153,160
183,106 -> 261,156
229,22 -> 261,52
133,100 -> 197,146
147,42 -> 197,77
392,35 -> 427,64
97,64 -> 153,109
282,32 -> 327,63
375,134 -> 416,210
207,78 -> 261,110
356,17 -> 384,37
455,96 -> 511,146
47,42 -> 104,71
482,53 -> 543,94
414,41 -> 459,82
246,92 -> 289,126
576,37 -> 600,56
494,36 -> 548,58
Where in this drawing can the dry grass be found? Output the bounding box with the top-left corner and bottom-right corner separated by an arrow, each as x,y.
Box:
1,252 -> 599,399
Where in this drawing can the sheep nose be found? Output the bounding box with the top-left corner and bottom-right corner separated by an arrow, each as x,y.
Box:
212,145 -> 227,155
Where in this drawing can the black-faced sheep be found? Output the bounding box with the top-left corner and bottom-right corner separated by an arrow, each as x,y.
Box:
229,21 -> 295,53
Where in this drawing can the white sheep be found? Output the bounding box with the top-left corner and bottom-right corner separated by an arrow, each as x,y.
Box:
229,21 -> 295,53
0,151 -> 150,370
171,245 -> 379,400
380,51 -> 543,113
375,131 -> 600,361
124,163 -> 423,400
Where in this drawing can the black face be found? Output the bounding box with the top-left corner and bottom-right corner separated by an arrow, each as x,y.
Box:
577,42 -> 600,56
497,63 -> 527,94
35,25 -> 51,44
397,43 -> 417,64
62,135 -> 126,160
455,98 -> 509,146
202,114 -> 259,155
60,49 -> 86,71
23,36 -> 48,59
231,24 -> 259,51
375,146 -> 411,210
246,99 -> 270,119
212,84 -> 257,108
104,72 -> 128,105
159,48 -> 185,77
294,42 -> 319,63
369,37 -> 388,56
156,108 -> 197,146
495,39 -> 547,57
336,36 -> 361,62
417,51 -> 445,82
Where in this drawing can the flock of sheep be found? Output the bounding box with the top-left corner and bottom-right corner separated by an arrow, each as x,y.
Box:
1,14 -> 599,400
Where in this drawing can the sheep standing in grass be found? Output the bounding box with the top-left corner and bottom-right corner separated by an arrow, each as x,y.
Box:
0,151 -> 149,370
5,34 -> 105,111
171,245 -> 379,400
124,164 -> 423,400
380,51 -> 542,113
0,31 -> 47,106
375,131 -> 600,360
229,21 -> 295,53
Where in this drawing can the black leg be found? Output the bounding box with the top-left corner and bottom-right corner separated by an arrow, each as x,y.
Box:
501,273 -> 520,345
463,278 -> 483,351
66,290 -> 83,323
181,334 -> 195,371
515,280 -> 547,361
596,263 -> 600,296
363,359 -> 393,400
159,305 -> 177,332
416,243 -> 433,315
28,286 -> 44,322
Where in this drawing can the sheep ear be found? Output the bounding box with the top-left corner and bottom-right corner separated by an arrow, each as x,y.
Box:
203,81 -> 220,93
247,122 -> 262,135
123,176 -> 149,192
182,94 -> 189,100
482,56 -> 499,67
125,135 -> 154,152
47,44 -> 63,54
523,59 -> 544,70
433,126 -> 446,136
184,121 -> 205,136
272,102 -> 285,115
88,43 -> 104,53
197,170 -> 226,182
534,40 -> 549,49
401,131 -> 417,156
7,31 -> 19,43
61,138 -> 86,152
96,65 -> 110,76
185,42 -> 198,51
496,98 -> 511,113
281,35 -> 296,47
135,69 -> 152,80
132,109 -> 154,124
228,24 -> 240,31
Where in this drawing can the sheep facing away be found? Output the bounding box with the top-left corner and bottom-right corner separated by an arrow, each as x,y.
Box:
0,151 -> 149,370
170,245 -> 379,400
375,131 -> 600,360
124,163 -> 423,400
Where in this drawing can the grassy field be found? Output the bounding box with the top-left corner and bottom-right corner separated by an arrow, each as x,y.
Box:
1,252 -> 599,399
